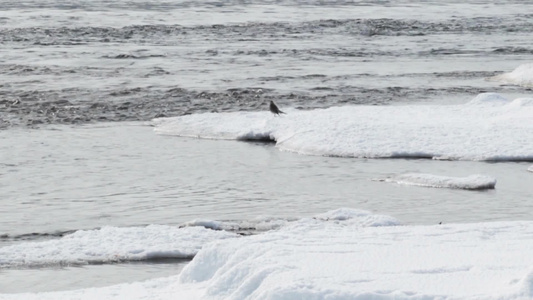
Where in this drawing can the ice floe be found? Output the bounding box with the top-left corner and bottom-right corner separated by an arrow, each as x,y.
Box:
379,173 -> 497,190
3,208 -> 533,300
489,63 -> 533,87
154,93 -> 533,161
0,225 -> 237,268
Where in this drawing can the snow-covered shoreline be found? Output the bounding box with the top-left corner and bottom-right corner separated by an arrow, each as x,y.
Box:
3,209 -> 533,300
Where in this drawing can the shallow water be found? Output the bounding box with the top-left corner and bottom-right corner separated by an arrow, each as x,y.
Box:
2,123 -> 532,238
1,0 -> 533,295
0,259 -> 188,293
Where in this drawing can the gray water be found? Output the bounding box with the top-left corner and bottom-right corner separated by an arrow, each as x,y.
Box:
3,123 -> 531,240
1,0 -> 532,294
1,1 -> 532,128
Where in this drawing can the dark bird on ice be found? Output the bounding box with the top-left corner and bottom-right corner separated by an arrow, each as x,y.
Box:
269,101 -> 286,116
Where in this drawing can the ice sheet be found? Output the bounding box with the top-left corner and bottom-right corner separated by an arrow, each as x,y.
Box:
154,93 -> 533,161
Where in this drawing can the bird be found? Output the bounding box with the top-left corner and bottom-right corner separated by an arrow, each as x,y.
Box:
269,101 -> 286,116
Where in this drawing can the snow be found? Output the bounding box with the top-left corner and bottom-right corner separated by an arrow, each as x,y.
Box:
528,165 -> 533,172
153,93 -> 533,161
0,225 -> 237,268
380,173 -> 497,190
3,208 -> 533,300
490,63 -> 533,88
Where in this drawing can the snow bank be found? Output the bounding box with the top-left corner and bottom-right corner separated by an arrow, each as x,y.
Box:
178,214 -> 533,300
153,93 -> 533,161
4,208 -> 533,300
489,63 -> 533,87
380,173 -> 497,190
0,225 -> 237,268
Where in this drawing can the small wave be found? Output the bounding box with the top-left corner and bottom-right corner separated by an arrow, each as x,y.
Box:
104,54 -> 166,59
377,173 -> 497,190
33,41 -> 87,46
232,48 -> 394,58
433,70 -> 500,79
180,217 -> 294,235
421,48 -> 481,56
0,230 -> 76,243
493,47 -> 533,54
489,63 -> 533,88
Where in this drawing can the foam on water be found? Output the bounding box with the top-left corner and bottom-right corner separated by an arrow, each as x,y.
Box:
0,225 -> 237,268
154,93 -> 533,162
490,63 -> 533,88
4,208 -> 533,300
380,173 -> 497,190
